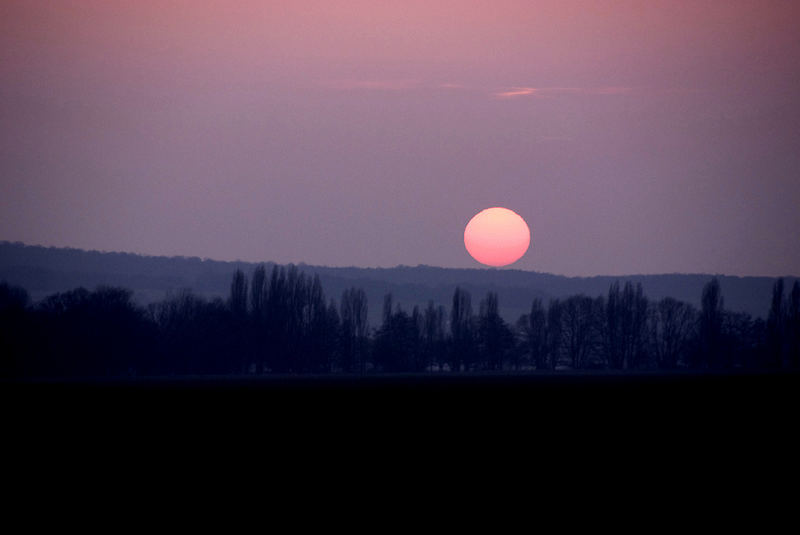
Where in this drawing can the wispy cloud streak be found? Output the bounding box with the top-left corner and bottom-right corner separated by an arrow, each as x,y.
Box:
493,86 -> 634,99
494,87 -> 538,98
319,80 -> 639,100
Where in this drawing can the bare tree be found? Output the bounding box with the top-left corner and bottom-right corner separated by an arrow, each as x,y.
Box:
562,295 -> 597,369
650,297 -> 696,369
478,292 -> 511,371
699,277 -> 724,369
546,299 -> 563,370
422,301 -> 446,371
789,281 -> 800,369
622,282 -> 649,369
450,287 -> 473,372
229,269 -> 248,319
767,278 -> 786,368
228,269 -> 248,372
525,299 -> 548,370
250,264 -> 267,320
340,287 -> 368,373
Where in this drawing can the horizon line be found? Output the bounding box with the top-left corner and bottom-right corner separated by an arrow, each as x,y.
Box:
2,240 -> 797,280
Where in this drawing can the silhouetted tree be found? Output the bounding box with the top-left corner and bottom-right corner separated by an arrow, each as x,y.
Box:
0,282 -> 31,378
8,263 -> 796,379
766,278 -> 786,368
520,299 -> 548,370
374,296 -> 422,372
324,298 -> 341,372
299,274 -> 334,373
410,305 -> 424,371
625,282 -> 650,368
562,295 -> 598,369
228,268 -> 249,372
546,299 -> 563,370
373,294 -> 394,371
722,310 -> 758,369
229,269 -> 248,319
450,287 -> 473,372
32,286 -> 153,377
650,297 -> 696,369
151,289 -> 232,375
422,301 -> 446,372
284,265 -> 306,372
340,287 -> 368,373
604,282 -> 624,369
698,277 -> 724,369
249,264 -> 270,373
603,282 -> 649,369
265,265 -> 289,372
250,265 -> 267,320
788,282 -> 800,368
477,292 -> 513,371
748,317 -> 768,369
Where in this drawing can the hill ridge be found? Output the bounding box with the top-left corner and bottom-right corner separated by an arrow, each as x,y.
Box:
1,241 -> 794,322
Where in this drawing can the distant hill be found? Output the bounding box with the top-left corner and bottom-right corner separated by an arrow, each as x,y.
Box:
0,241 -> 794,324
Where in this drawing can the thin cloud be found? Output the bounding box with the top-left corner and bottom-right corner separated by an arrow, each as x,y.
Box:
494,87 -> 538,98
493,86 -> 635,99
320,80 -> 638,100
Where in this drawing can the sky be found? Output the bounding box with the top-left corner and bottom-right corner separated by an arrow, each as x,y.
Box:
1,0 -> 799,277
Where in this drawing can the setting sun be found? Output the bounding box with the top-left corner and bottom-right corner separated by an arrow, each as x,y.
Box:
464,207 -> 530,267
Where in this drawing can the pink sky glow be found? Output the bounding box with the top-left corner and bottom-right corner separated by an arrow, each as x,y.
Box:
1,1 -> 799,276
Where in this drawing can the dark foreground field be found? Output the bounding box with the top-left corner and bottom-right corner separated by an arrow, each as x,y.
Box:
5,370 -> 797,415
5,371 -> 797,460
6,368 -> 798,388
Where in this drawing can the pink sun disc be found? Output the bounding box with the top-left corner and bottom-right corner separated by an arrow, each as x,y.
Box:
464,207 -> 531,267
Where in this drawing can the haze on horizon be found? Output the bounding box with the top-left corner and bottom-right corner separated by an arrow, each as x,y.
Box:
1,1 -> 799,277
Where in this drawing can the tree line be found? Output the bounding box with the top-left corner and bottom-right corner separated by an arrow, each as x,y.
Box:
1,265 -> 799,378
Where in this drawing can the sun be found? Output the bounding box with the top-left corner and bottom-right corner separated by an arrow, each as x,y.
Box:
464,207 -> 530,267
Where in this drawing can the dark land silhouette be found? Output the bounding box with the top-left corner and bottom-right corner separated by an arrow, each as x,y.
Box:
1,241 -> 795,324
3,255 -> 799,430
2,250 -> 798,381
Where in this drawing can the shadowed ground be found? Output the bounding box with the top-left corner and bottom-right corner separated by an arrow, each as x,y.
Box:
5,370 -> 796,416
5,371 -> 796,457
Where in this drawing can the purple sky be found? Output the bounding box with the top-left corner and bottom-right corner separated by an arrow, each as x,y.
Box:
2,1 -> 799,276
